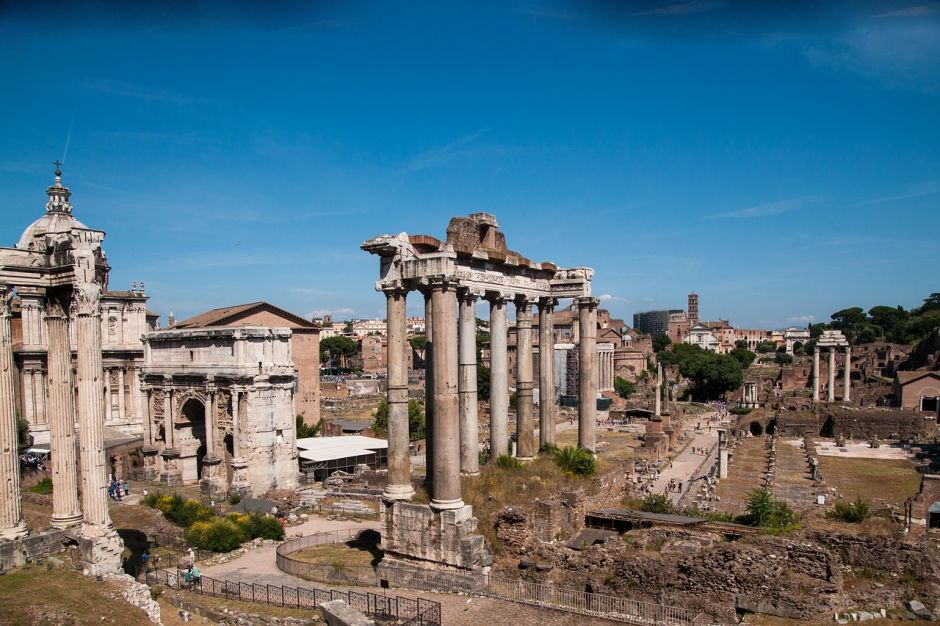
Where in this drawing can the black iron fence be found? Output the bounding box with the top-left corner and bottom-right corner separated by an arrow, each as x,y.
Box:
145,568 -> 441,625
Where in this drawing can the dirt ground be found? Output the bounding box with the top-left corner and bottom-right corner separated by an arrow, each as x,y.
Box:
817,455 -> 922,508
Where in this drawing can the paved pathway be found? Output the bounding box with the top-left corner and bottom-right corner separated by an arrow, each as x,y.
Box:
649,413 -> 722,505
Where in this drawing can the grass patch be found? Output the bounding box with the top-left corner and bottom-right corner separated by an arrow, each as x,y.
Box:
817,456 -> 921,508
27,477 -> 53,494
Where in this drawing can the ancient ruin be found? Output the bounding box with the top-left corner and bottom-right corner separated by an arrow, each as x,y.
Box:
362,213 -> 595,577
0,168 -> 122,574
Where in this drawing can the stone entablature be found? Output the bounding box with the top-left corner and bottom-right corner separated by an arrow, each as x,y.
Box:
140,326 -> 299,496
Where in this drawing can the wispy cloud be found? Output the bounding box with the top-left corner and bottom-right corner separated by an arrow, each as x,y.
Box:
597,294 -> 628,303
787,314 -> 816,324
858,181 -> 940,205
705,196 -> 812,219
85,79 -> 209,105
405,128 -> 490,173
873,2 -> 940,18
289,287 -> 331,297
307,307 -> 354,319
630,0 -> 724,17
513,5 -> 579,21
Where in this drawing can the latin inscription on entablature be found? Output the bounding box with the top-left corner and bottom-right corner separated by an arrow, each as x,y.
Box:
453,268 -> 551,293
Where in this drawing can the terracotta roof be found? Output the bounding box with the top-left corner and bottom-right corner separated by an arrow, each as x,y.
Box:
896,371 -> 940,385
174,301 -> 319,330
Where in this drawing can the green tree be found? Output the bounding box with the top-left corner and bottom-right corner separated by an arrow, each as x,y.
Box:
808,323 -> 828,339
639,493 -> 674,514
320,336 -> 358,368
652,333 -> 672,353
372,398 -> 426,440
477,364 -> 491,402
409,335 -> 427,351
683,353 -> 743,401
830,307 -> 869,344
868,305 -> 907,339
614,376 -> 636,399
774,352 -> 793,365
755,340 -> 777,354
296,415 -> 321,439
729,345 -> 756,369
742,488 -> 798,529
918,293 -> 940,314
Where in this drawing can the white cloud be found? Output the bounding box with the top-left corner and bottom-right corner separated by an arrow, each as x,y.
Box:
405,128 -> 490,173
306,307 -> 355,320
597,294 -> 628,303
787,314 -> 816,324
630,0 -> 723,17
873,3 -> 940,18
705,196 -> 813,220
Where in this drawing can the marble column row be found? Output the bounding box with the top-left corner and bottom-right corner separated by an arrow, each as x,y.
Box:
381,288 -> 599,511
811,346 -> 852,403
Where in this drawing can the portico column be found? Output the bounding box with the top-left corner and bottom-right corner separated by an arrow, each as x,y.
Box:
384,288 -> 415,500
538,298 -> 555,449
429,280 -> 463,511
0,286 -> 28,539
578,297 -> 598,453
458,290 -> 479,475
515,298 -> 535,460
488,296 -> 509,460
117,368 -> 126,421
827,348 -> 836,403
423,291 -> 434,490
655,362 -> 663,417
812,349 -> 820,401
45,291 -> 82,529
843,346 -> 852,403
72,283 -> 113,530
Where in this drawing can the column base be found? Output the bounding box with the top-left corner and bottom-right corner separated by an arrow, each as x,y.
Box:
229,457 -> 250,496
0,521 -> 28,541
380,501 -> 491,571
50,512 -> 83,530
79,523 -> 124,576
383,484 -> 416,502
199,455 -> 226,497
460,471 -> 481,477
430,497 -> 465,512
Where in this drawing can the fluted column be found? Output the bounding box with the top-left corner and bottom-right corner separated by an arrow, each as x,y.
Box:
46,291 -> 82,529
578,297 -> 598,453
429,280 -> 462,511
458,290 -> 479,475
488,296 -> 509,460
827,348 -> 836,403
384,288 -> 414,500
655,362 -> 663,417
812,349 -> 820,401
538,298 -> 555,449
843,346 -> 852,403
117,368 -> 126,421
423,292 -> 434,490
72,283 -> 113,530
0,286 -> 28,540
514,298 -> 535,461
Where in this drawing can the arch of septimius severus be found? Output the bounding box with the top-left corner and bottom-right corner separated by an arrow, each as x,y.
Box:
0,168 -> 122,574
362,213 -> 596,576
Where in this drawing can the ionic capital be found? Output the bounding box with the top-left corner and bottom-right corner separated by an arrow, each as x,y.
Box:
0,285 -> 13,318
485,292 -> 512,305
576,296 -> 600,311
71,282 -> 102,317
381,281 -> 410,297
537,297 -> 557,312
458,289 -> 479,305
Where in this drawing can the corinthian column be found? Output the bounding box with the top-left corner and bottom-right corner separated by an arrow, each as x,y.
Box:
812,349 -> 820,402
423,291 -> 434,491
46,291 -> 82,529
457,290 -> 479,475
384,287 -> 414,500
0,286 -> 27,540
72,284 -> 113,529
578,297 -> 598,453
429,280 -> 462,511
827,348 -> 836,403
488,295 -> 509,460
843,346 -> 852,403
538,298 -> 555,449
515,298 -> 535,460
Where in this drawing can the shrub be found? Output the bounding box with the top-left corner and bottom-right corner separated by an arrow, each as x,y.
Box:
539,443 -> 560,456
186,518 -> 245,552
730,407 -> 753,415
142,492 -> 214,528
228,493 -> 242,505
826,496 -> 870,523
495,454 -> 522,470
550,446 -> 597,477
614,376 -> 636,399
28,477 -> 53,494
239,513 -> 284,541
639,493 -> 674,514
742,488 -> 798,530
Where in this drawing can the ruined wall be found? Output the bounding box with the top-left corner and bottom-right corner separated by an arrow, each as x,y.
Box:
824,406 -> 928,440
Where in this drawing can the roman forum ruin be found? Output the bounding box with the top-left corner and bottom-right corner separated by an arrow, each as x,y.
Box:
0,168 -> 122,574
362,213 -> 596,575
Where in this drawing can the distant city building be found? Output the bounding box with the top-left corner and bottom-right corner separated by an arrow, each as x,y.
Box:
633,309 -> 682,336
687,292 -> 699,326
685,322 -> 723,353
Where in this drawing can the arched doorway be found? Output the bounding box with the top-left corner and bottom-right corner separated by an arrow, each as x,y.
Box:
180,398 -> 207,483
223,433 -> 235,485
749,421 -> 763,437
766,420 -> 777,436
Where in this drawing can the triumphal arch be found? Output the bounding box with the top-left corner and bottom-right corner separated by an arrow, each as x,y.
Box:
362,212 -> 595,577
0,168 -> 122,574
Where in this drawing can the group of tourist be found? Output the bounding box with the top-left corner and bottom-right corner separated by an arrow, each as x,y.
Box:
19,452 -> 46,472
108,478 -> 130,501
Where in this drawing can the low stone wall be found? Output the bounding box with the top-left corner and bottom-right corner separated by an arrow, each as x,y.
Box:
0,528 -> 69,571
824,407 -> 928,441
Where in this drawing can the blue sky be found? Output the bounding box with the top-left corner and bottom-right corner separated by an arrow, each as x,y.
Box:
1,1 -> 938,328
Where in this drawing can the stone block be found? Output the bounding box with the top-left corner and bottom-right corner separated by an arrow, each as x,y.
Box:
319,600 -> 375,626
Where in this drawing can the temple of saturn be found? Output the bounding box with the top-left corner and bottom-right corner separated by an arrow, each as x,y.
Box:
813,329 -> 852,403
362,213 -> 596,576
0,168 -> 122,574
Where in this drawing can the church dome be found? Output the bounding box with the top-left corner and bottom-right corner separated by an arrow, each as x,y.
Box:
16,167 -> 88,250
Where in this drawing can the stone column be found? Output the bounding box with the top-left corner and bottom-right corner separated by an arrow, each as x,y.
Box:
232,390 -> 241,457
205,389 -> 216,456
538,298 -> 555,449
45,291 -> 82,529
655,362 -> 663,417
117,368 -> 126,422
429,280 -> 462,511
457,290 -> 479,475
0,287 -> 28,540
488,296 -> 510,460
141,387 -> 159,482
103,368 -> 112,422
812,349 -> 820,402
515,298 -> 535,461
423,292 -> 434,491
717,429 -> 728,479
827,348 -> 836,403
578,297 -> 598,453
384,288 -> 415,500
843,346 -> 852,403
164,388 -> 175,450
72,283 -> 122,575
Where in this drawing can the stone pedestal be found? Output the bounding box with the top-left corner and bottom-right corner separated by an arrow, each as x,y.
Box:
199,455 -> 225,496
78,524 -> 123,577
159,449 -> 183,486
229,457 -> 250,495
140,445 -> 160,482
377,501 -> 491,586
